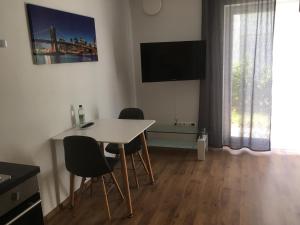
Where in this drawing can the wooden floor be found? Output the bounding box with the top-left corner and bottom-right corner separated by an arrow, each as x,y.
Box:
46,148 -> 300,225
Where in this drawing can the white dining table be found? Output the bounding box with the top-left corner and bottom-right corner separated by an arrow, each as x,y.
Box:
52,118 -> 156,217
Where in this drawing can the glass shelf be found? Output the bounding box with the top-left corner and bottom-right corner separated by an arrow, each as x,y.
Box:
147,124 -> 198,134
148,138 -> 197,150
147,123 -> 198,149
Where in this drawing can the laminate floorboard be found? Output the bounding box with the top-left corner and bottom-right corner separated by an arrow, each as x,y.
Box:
46,148 -> 300,225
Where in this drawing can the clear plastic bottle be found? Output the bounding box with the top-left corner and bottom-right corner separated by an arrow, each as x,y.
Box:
78,105 -> 85,125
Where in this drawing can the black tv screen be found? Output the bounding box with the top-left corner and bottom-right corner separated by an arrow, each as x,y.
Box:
140,40 -> 206,82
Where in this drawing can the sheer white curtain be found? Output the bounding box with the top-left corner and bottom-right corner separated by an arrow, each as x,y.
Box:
271,0 -> 300,151
222,0 -> 276,151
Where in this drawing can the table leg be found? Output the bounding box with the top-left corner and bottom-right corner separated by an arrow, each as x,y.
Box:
50,140 -> 62,208
140,132 -> 155,184
69,173 -> 75,208
119,144 -> 133,217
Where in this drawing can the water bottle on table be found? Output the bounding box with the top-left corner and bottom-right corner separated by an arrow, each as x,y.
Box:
78,105 -> 85,125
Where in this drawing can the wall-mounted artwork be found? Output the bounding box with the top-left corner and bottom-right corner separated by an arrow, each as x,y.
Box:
26,4 -> 98,65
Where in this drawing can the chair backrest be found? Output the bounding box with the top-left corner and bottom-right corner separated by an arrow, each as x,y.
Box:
63,136 -> 112,177
119,108 -> 146,145
119,108 -> 144,120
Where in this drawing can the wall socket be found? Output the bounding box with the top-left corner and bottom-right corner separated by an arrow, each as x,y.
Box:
0,40 -> 8,48
174,121 -> 196,126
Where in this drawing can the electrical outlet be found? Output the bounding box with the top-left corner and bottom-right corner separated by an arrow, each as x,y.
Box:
175,121 -> 196,126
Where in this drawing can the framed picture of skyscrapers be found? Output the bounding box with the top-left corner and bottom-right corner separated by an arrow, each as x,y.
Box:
26,4 -> 98,65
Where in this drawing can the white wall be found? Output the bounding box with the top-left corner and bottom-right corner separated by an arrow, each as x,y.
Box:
0,0 -> 135,215
129,0 -> 202,124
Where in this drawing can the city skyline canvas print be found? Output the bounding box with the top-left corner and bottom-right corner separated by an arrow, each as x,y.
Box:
26,4 -> 98,65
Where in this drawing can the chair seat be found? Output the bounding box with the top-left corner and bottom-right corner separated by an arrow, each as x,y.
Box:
106,138 -> 141,155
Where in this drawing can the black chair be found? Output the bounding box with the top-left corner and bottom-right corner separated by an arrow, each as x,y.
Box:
105,108 -> 149,189
63,135 -> 124,221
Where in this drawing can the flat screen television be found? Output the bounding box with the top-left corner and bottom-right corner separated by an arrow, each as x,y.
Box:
140,40 -> 206,82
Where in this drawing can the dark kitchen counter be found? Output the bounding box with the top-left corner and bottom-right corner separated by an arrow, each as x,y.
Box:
0,162 -> 40,195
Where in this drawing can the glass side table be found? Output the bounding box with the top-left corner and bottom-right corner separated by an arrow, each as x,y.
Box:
147,124 -> 208,160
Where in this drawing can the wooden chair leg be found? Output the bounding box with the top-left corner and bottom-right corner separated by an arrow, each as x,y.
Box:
77,177 -> 86,205
137,151 -> 149,175
140,132 -> 155,184
130,154 -> 139,189
90,178 -> 93,197
80,177 -> 86,193
101,176 -> 111,221
110,172 -> 124,199
69,174 -> 75,208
